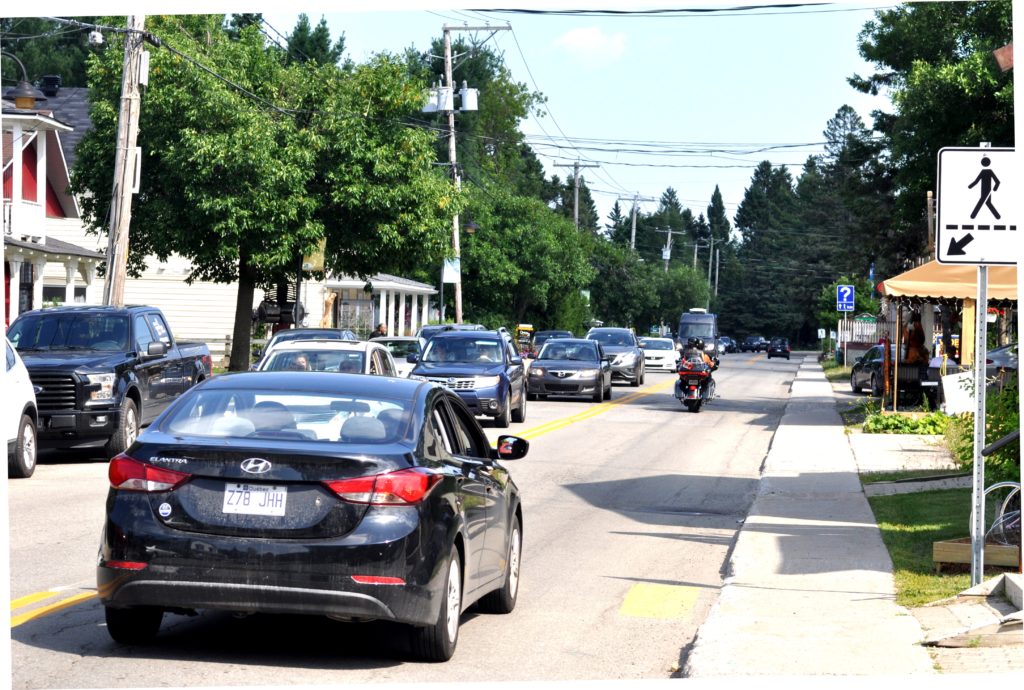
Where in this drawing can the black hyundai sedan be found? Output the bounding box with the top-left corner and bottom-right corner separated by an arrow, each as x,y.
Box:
96,372 -> 527,661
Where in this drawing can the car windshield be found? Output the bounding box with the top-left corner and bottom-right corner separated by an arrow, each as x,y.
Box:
262,350 -> 365,373
640,339 -> 674,351
539,342 -> 598,361
423,338 -> 502,363
8,314 -> 130,351
679,323 -> 715,339
161,388 -> 412,443
588,331 -> 632,346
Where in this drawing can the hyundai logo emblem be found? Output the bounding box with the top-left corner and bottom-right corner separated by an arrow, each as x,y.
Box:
240,458 -> 272,474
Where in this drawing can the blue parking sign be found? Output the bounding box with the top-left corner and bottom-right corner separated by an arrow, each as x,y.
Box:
836,284 -> 855,312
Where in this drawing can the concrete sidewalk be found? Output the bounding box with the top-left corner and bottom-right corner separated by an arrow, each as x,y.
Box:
683,358 -> 1020,677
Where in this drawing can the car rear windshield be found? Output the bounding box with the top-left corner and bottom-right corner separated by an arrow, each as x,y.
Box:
423,338 -> 502,363
640,339 -> 674,350
381,340 -> 420,357
162,389 -> 412,444
588,330 -> 633,346
262,350 -> 365,373
8,314 -> 130,352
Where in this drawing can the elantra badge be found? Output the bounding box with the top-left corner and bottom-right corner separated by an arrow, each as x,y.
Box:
241,458 -> 272,474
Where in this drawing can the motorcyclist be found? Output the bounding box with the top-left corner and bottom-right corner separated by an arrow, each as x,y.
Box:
677,337 -> 717,402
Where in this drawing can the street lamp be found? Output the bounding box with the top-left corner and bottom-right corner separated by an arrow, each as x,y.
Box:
1,51 -> 47,109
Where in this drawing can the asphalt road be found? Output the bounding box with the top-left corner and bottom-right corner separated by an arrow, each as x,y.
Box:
7,352 -> 800,687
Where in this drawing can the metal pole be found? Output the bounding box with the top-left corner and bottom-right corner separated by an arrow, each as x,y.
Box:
705,236 -> 714,311
714,248 -> 720,296
630,193 -> 638,250
971,265 -> 988,586
843,311 -> 848,368
103,15 -> 146,306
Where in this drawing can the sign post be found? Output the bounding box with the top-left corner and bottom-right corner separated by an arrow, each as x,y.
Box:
836,285 -> 854,367
936,145 -> 1017,585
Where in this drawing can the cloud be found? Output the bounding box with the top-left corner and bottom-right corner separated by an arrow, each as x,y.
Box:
553,27 -> 627,69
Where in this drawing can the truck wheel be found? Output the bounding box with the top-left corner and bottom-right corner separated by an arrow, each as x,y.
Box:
9,413 -> 37,479
106,398 -> 139,457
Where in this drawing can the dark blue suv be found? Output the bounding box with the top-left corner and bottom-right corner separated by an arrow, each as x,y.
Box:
408,330 -> 527,427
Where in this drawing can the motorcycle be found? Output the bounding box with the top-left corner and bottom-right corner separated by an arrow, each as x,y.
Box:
674,357 -> 716,412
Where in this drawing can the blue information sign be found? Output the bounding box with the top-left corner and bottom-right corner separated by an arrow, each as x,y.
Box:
836,284 -> 855,312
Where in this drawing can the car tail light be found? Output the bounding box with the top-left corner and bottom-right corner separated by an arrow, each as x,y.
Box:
109,454 -> 192,492
324,468 -> 441,505
104,560 -> 148,570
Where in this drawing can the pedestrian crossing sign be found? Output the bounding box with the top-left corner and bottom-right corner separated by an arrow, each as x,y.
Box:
936,147 -> 1016,265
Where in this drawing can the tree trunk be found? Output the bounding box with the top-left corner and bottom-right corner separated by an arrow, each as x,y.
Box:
229,255 -> 257,371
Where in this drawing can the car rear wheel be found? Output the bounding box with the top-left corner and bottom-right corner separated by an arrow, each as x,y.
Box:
850,372 -> 861,393
9,413 -> 37,479
104,606 -> 163,644
410,546 -> 461,661
870,374 -> 882,398
478,516 -> 521,614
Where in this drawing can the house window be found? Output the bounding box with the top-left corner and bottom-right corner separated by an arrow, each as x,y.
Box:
19,263 -> 34,313
43,286 -> 87,306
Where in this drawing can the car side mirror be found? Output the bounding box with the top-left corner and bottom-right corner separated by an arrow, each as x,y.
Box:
511,356 -> 524,366
494,435 -> 529,460
144,341 -> 167,359
406,353 -> 419,363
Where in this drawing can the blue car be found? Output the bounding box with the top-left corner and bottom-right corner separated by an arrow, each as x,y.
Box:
409,330 -> 527,428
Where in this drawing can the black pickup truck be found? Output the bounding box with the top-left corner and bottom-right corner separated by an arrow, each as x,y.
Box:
7,305 -> 211,456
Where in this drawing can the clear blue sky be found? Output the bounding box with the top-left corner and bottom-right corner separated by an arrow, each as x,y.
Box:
262,2 -> 902,228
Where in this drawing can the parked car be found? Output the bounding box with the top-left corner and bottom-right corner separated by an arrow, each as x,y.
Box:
254,327 -> 359,368
408,330 -> 527,427
527,338 -> 612,402
7,306 -> 212,457
986,342 -> 1018,379
96,372 -> 529,661
850,344 -> 898,397
740,336 -> 768,353
586,327 -> 646,386
5,337 -> 39,478
532,330 -> 574,357
639,336 -> 681,371
372,336 -> 422,377
719,336 -> 737,354
767,337 -> 791,360
254,339 -> 399,377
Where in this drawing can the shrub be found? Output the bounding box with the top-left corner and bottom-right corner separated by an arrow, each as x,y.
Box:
863,411 -> 950,435
944,375 -> 1019,483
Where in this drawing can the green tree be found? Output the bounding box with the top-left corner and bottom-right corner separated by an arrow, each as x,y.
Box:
850,1 -> 1013,264
71,17 -> 454,369
1,17 -> 99,87
286,13 -> 345,66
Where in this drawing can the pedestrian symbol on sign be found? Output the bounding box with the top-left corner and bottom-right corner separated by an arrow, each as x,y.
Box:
968,156 -> 1001,220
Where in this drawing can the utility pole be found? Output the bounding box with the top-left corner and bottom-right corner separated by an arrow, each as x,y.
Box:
556,159 -> 599,229
103,15 -> 146,307
705,235 -> 715,310
616,192 -> 657,250
714,248 -> 720,296
655,227 -> 686,273
440,23 -> 509,323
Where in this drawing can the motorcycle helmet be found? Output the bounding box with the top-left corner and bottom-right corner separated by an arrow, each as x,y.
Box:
687,337 -> 704,351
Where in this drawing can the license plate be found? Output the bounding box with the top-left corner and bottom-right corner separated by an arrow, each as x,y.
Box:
688,379 -> 701,386
222,483 -> 287,516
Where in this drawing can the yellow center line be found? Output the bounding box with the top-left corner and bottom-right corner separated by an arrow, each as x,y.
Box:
10,590 -> 61,609
518,377 -> 678,441
10,591 -> 97,628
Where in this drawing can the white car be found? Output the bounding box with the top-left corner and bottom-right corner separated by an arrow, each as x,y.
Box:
371,336 -> 422,377
639,337 -> 681,371
5,337 -> 39,478
254,339 -> 400,377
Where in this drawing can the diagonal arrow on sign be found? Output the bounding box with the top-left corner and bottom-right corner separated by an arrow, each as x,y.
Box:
946,233 -> 974,256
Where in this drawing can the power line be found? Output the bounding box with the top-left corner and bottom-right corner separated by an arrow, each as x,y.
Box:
475,4 -> 899,19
